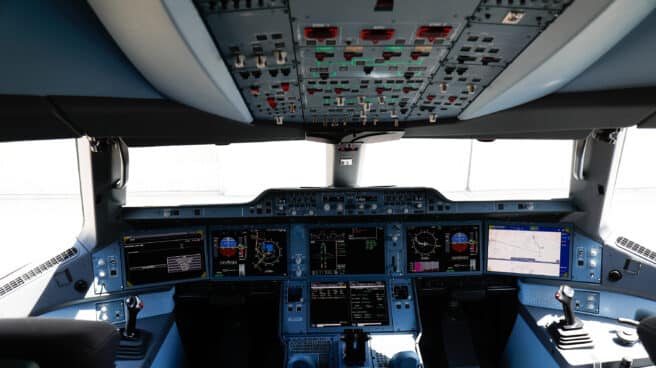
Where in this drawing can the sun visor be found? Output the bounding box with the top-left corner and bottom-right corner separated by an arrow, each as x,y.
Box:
460,0 -> 656,120
88,0 -> 252,123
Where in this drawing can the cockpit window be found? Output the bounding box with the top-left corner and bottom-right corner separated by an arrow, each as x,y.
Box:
126,141 -> 329,206
0,139 -> 82,278
607,127 -> 656,249
360,139 -> 573,201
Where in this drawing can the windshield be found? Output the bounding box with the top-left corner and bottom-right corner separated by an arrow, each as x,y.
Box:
128,138 -> 573,206
360,138 -> 573,201
606,127 -> 656,249
0,139 -> 82,278
127,140 -> 330,206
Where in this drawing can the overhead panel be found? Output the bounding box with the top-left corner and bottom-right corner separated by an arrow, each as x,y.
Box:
204,6 -> 303,122
194,0 -> 572,126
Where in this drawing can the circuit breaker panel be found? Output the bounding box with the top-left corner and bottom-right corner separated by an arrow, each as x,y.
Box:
194,0 -> 572,126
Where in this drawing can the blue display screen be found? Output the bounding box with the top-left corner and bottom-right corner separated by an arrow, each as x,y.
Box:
487,224 -> 571,278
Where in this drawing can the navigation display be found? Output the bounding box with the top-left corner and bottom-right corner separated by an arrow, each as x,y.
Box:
407,224 -> 480,273
212,228 -> 287,277
123,231 -> 206,286
310,227 -> 385,275
310,281 -> 389,328
487,224 -> 571,278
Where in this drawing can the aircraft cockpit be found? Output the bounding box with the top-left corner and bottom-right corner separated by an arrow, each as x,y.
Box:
1,1 -> 656,367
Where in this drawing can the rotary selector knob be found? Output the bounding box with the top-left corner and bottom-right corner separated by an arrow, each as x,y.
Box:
608,270 -> 623,282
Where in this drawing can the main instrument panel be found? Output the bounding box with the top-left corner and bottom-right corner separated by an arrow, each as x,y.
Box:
192,0 -> 572,126
94,188 -> 602,295
93,188 -> 602,293
90,188 -> 604,366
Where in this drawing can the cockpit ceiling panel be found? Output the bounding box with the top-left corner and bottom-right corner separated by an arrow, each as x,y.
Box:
194,0 -> 572,126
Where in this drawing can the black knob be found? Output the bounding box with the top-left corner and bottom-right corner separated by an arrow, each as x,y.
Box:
608,270 -> 623,282
74,280 -> 89,293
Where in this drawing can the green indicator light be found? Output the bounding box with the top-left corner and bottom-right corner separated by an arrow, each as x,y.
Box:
315,46 -> 335,53
384,46 -> 403,52
312,72 -> 319,78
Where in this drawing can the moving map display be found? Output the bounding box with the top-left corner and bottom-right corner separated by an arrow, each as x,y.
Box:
486,224 -> 571,278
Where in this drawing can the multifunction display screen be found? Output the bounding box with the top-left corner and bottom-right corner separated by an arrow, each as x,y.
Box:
406,224 -> 480,273
310,281 -> 389,328
123,231 -> 206,286
487,224 -> 571,278
309,227 -> 385,275
212,228 -> 287,277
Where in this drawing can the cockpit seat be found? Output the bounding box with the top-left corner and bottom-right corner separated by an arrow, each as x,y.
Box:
639,315 -> 656,363
389,351 -> 421,368
0,318 -> 120,368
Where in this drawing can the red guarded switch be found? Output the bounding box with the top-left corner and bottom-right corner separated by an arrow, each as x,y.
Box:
267,97 -> 277,109
304,27 -> 338,41
250,86 -> 260,96
410,51 -> 429,60
343,52 -> 358,61
447,96 -> 457,103
360,29 -> 395,44
426,94 -> 436,102
376,87 -> 386,95
281,83 -> 290,92
334,88 -> 344,95
307,88 -> 318,95
403,87 -> 414,94
416,26 -> 453,42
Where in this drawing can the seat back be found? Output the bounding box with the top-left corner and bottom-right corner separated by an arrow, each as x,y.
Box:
0,318 -> 120,368
638,316 -> 656,363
